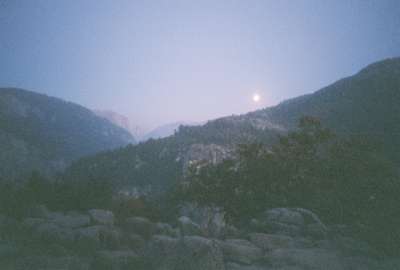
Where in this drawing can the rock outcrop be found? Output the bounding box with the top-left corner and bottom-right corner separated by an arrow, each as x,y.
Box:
183,144 -> 234,174
88,209 -> 114,226
0,206 -> 397,270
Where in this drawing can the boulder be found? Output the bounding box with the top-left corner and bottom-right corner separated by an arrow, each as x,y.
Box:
265,248 -> 344,270
154,222 -> 178,237
265,222 -> 302,237
220,239 -> 263,265
178,216 -> 202,236
225,262 -> 267,270
145,235 -> 225,270
144,235 -> 180,268
181,236 -> 225,270
100,227 -> 124,249
91,250 -> 140,270
75,225 -> 123,251
248,233 -> 294,251
147,234 -> 179,255
225,224 -> 242,239
74,225 -> 105,251
295,208 -> 327,238
88,209 -> 114,226
124,217 -> 155,237
294,208 -> 326,228
306,223 -> 327,239
254,208 -> 327,239
263,208 -> 305,226
34,222 -> 75,245
52,213 -> 91,229
180,204 -> 227,238
127,234 -> 146,250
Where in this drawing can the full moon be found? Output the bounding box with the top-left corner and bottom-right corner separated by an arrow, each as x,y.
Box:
253,94 -> 261,103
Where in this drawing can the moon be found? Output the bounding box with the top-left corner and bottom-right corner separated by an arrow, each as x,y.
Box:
253,94 -> 261,103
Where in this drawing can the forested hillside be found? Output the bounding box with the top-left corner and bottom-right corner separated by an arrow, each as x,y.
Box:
64,58 -> 400,191
0,88 -> 135,180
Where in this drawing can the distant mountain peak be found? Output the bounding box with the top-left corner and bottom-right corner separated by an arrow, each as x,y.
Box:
141,121 -> 204,141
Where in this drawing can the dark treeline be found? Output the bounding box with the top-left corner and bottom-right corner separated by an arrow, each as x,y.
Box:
0,172 -> 164,223
0,173 -> 113,218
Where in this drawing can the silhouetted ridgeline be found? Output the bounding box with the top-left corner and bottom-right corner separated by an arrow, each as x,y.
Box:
0,88 -> 135,180
64,57 -> 400,191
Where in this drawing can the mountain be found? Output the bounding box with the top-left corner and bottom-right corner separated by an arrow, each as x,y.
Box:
93,109 -> 138,141
93,110 -> 132,133
257,57 -> 400,161
141,121 -> 204,141
0,88 -> 135,180
63,57 -> 400,192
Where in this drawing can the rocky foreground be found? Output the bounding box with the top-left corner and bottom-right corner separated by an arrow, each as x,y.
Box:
0,206 -> 398,270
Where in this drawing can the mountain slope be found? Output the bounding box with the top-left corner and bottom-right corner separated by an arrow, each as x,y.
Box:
63,57 -> 400,191
0,88 -> 135,179
258,57 -> 400,160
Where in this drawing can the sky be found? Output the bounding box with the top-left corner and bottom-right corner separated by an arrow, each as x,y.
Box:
1,0 -> 400,131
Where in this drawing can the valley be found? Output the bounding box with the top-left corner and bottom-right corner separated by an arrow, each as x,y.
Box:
0,58 -> 400,269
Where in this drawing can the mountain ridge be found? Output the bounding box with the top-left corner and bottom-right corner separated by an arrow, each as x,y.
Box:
0,87 -> 135,180
141,121 -> 204,141
64,57 -> 400,192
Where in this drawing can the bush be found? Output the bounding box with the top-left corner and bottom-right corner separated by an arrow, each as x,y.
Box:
52,178 -> 113,211
0,171 -> 54,218
0,172 -> 114,217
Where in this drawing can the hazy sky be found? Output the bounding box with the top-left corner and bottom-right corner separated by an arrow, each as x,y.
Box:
1,0 -> 399,130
